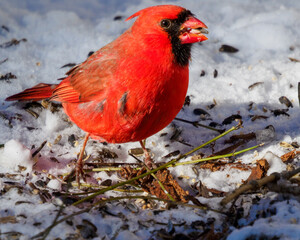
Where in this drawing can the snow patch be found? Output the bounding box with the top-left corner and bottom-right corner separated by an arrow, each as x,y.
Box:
263,151 -> 286,174
0,139 -> 33,173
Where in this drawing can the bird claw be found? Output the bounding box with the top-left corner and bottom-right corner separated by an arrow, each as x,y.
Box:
75,161 -> 86,188
144,154 -> 157,169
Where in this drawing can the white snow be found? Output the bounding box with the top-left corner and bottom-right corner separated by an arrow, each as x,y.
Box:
263,151 -> 287,175
47,179 -> 62,191
0,139 -> 33,173
1,0 -> 300,239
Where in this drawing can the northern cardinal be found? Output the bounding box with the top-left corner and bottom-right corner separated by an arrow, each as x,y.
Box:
6,5 -> 208,185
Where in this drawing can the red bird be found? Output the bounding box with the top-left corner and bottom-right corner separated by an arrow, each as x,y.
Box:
6,5 -> 208,184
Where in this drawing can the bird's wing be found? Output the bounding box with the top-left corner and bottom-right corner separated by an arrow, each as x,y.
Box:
52,52 -> 118,103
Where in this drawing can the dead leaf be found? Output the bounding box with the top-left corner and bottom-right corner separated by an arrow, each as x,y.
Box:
194,181 -> 226,198
199,162 -> 223,172
120,166 -> 188,202
280,149 -> 300,163
246,159 -> 269,182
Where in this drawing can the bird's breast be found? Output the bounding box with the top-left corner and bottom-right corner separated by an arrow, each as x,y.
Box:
63,52 -> 189,143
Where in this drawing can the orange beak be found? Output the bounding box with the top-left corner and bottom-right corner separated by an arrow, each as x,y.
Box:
179,16 -> 208,44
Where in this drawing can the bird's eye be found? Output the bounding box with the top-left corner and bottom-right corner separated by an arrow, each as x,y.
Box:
160,19 -> 172,29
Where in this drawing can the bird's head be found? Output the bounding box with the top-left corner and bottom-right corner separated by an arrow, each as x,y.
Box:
126,5 -> 208,66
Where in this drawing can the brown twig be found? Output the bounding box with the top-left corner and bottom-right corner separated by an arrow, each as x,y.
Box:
221,167 -> 300,205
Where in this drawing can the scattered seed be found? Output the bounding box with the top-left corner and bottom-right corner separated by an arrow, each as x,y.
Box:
100,179 -> 112,186
0,58 -> 8,65
209,121 -> 221,128
163,150 -> 180,159
60,63 -> 77,68
0,216 -> 18,224
15,201 -> 33,205
200,70 -> 205,77
114,16 -> 123,21
193,108 -> 210,117
298,82 -> 300,106
41,99 -> 50,109
0,72 -> 17,82
87,51 -> 94,57
251,115 -> 269,121
98,148 -> 118,159
279,96 -> 293,108
50,157 -> 60,163
184,95 -> 191,106
68,134 -> 77,147
213,69 -> 218,78
248,82 -> 264,90
219,44 -> 239,53
33,222 -> 42,226
178,175 -> 190,180
1,25 -> 9,32
160,133 -> 168,137
192,167 -> 199,175
34,180 -> 47,188
271,109 -> 290,117
291,142 -> 300,148
128,148 -> 146,156
49,102 -> 62,113
24,109 -> 39,118
206,103 -> 216,110
289,57 -> 300,62
170,125 -> 182,141
32,141 -> 47,158
26,126 -> 37,131
0,111 -> 13,128
24,102 -> 43,109
248,102 -> 254,111
280,141 -> 294,149
0,38 -> 27,48
222,114 -> 242,125
18,165 -> 27,171
53,135 -> 62,144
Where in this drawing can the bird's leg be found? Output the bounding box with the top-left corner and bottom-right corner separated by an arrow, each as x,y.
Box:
139,140 -> 155,168
76,133 -> 90,187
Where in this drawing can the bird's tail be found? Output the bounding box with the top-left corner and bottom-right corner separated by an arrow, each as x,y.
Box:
5,83 -> 57,101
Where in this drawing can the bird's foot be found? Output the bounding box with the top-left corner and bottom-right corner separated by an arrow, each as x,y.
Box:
75,133 -> 90,188
144,154 -> 157,169
140,140 -> 157,169
75,157 -> 87,188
